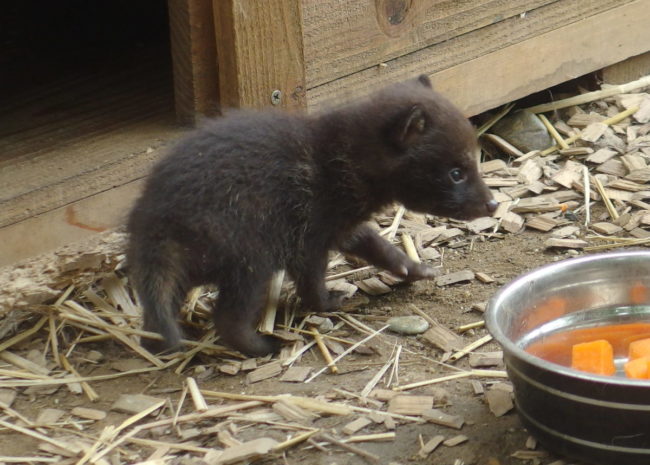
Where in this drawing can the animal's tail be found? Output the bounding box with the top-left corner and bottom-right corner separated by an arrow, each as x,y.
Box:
128,239 -> 187,349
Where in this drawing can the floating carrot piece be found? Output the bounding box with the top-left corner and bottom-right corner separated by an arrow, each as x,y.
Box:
624,357 -> 649,379
629,338 -> 650,360
571,339 -> 616,375
630,282 -> 648,305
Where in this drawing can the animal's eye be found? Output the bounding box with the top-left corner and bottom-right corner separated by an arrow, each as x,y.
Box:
449,168 -> 466,183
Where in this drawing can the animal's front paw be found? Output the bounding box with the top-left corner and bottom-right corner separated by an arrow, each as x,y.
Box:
403,261 -> 441,282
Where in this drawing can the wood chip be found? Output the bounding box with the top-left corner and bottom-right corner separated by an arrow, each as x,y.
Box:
465,217 -> 498,234
480,159 -> 509,174
342,416 -> 372,435
580,122 -> 608,142
214,437 -> 278,465
552,160 -> 584,188
501,212 -> 524,233
421,408 -> 464,429
71,407 -> 107,421
421,326 -> 464,352
443,435 -> 468,447
356,277 -> 392,295
279,366 -> 312,383
435,270 -> 474,287
387,395 -> 434,415
485,389 -> 514,417
551,225 -> 580,238
272,399 -> 317,423
469,351 -> 503,368
558,147 -> 593,156
246,360 -> 282,384
526,215 -> 559,232
111,394 -> 164,415
475,272 -> 495,284
219,362 -> 241,376
591,222 -> 623,235
544,238 -> 587,249
35,408 -> 65,426
596,159 -> 627,177
586,148 -> 617,164
470,380 -> 484,395
516,159 -> 542,184
418,435 -> 445,458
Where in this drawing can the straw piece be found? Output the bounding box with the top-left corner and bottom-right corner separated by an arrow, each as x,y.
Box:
62,300 -> 164,368
538,114 -> 569,149
259,270 -> 285,334
591,176 -> 619,220
0,418 -> 75,453
401,233 -> 420,262
449,335 -> 493,362
0,316 -> 47,352
526,74 -> 650,113
319,433 -> 380,463
305,325 -> 389,383
60,354 -> 99,402
186,377 -> 208,412
310,329 -> 338,374
541,106 -> 639,155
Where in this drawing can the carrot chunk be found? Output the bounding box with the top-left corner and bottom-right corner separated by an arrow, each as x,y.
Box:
624,357 -> 649,379
571,339 -> 616,375
629,338 -> 650,360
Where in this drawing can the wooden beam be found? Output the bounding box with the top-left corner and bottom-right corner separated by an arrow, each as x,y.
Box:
302,0 -> 555,89
0,180 -> 144,267
306,0 -> 647,116
213,0 -> 306,110
601,51 -> 650,85
168,0 -> 220,124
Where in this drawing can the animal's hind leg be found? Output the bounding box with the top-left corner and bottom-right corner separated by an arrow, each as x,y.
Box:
212,269 -> 280,357
129,240 -> 190,352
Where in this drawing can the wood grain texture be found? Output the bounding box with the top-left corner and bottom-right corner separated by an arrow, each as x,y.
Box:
601,51 -> 650,85
306,0 -> 643,116
168,0 -> 220,124
302,0 -> 556,88
213,0 -> 306,109
0,50 -> 183,229
0,180 -> 144,267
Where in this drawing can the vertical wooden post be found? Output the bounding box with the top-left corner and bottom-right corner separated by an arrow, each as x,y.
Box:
168,0 -> 220,124
213,0 -> 306,110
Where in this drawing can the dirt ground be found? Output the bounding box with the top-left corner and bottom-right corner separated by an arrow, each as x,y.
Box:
0,230 -> 584,465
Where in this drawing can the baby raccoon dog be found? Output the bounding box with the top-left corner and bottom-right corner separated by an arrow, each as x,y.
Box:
127,74 -> 497,356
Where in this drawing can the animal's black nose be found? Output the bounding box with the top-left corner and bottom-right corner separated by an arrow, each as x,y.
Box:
486,199 -> 498,213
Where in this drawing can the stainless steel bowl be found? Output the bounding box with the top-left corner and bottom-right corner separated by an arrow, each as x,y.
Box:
486,251 -> 650,465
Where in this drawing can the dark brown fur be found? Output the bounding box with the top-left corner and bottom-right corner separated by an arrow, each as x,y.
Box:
127,75 -> 496,356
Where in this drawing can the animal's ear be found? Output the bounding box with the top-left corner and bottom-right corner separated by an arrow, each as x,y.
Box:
417,74 -> 432,89
397,104 -> 428,146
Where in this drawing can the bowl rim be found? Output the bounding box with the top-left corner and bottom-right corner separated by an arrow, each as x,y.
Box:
485,250 -> 650,387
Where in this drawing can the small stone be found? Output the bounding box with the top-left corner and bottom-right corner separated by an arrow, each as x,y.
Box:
111,394 -> 163,415
387,315 -> 429,335
71,407 -> 107,421
491,110 -> 553,152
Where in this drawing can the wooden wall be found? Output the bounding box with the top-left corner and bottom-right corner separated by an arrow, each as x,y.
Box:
2,0 -> 649,267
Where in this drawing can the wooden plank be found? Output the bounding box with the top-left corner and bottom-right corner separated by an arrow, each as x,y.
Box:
214,0 -> 306,109
301,0 -> 555,88
601,51 -> 650,84
0,179 -> 143,267
168,0 -> 220,124
306,0 -> 646,116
